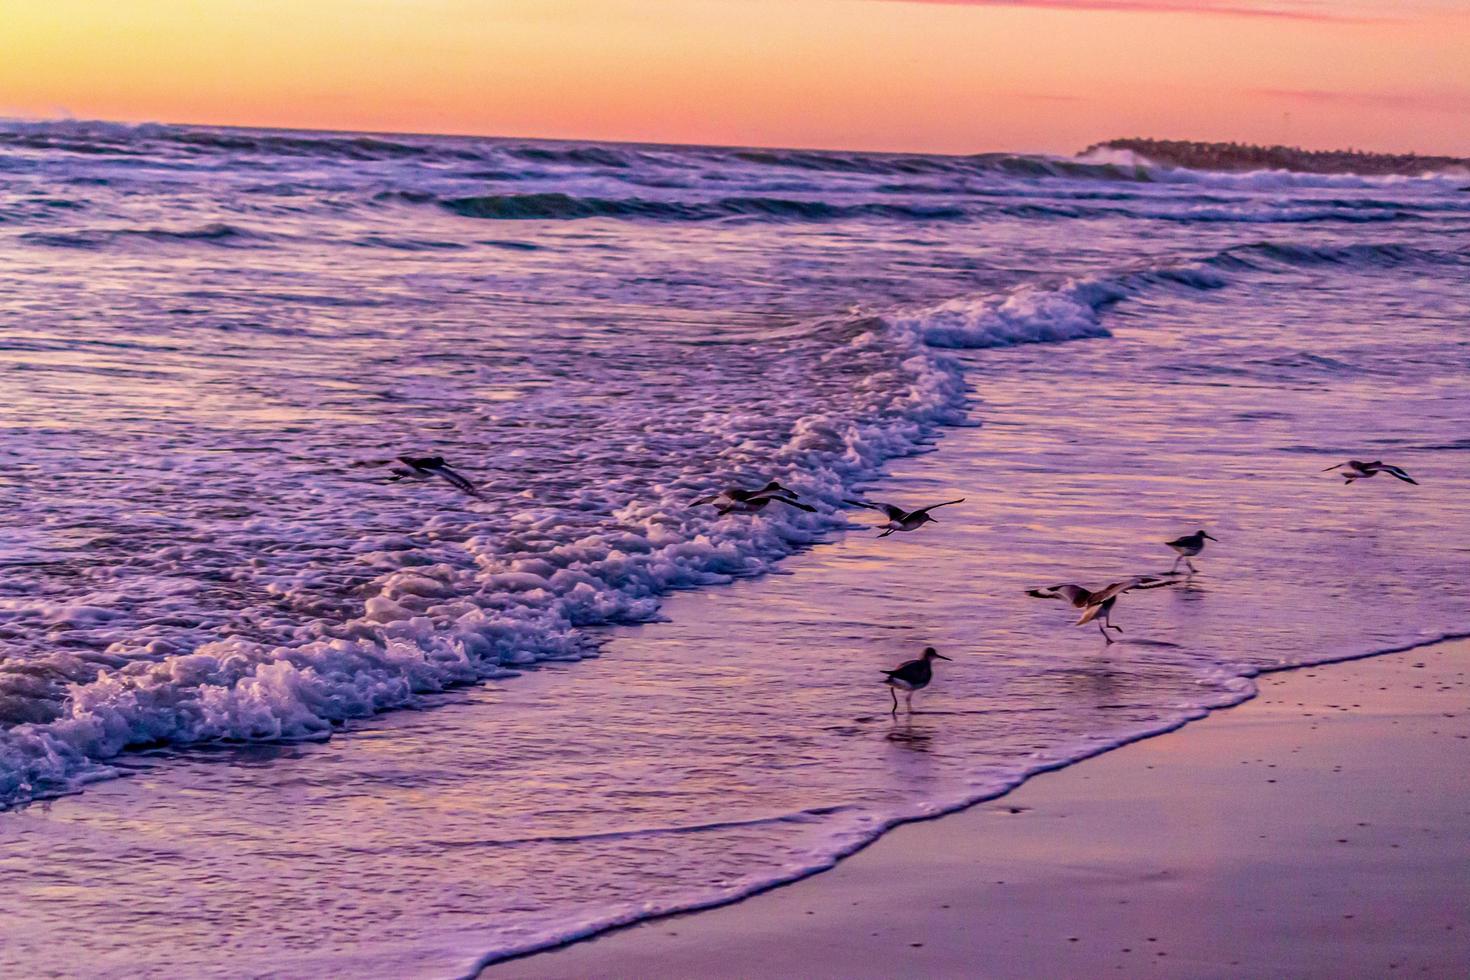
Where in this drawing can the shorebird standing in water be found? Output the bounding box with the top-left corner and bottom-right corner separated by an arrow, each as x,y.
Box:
1027,576 -> 1174,642
389,456 -> 482,498
1323,460 -> 1418,485
692,481 -> 816,515
1164,529 -> 1218,573
880,647 -> 951,715
845,498 -> 965,537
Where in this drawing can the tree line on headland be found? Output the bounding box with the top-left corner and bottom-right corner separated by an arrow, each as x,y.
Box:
1084,138 -> 1470,177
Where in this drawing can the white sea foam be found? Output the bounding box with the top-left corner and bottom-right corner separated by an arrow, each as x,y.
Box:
895,279 -> 1123,349
0,230 -> 1435,808
0,269 -> 1148,808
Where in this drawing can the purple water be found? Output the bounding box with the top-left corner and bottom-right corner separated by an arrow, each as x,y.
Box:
2,120 -> 1468,976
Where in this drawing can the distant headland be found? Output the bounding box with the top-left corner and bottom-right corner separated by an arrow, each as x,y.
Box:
1084,138 -> 1470,177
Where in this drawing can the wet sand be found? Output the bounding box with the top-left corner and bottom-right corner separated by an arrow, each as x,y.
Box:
491,640 -> 1470,978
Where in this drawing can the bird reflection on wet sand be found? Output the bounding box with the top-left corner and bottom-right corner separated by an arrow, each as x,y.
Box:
886,717 -> 936,752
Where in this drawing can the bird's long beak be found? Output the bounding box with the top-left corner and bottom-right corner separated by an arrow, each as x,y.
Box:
1204,533 -> 1218,541
934,653 -> 952,660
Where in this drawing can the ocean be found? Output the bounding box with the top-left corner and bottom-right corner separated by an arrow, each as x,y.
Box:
1,119 -> 1468,976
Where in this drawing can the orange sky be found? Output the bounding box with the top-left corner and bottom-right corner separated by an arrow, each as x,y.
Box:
2,0 -> 1468,154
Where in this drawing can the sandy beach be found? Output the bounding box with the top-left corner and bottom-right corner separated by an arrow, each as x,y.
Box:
493,640 -> 1470,978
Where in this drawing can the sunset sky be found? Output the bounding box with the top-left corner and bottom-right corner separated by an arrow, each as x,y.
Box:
3,0 -> 1468,154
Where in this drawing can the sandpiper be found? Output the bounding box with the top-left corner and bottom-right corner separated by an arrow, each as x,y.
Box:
1027,575 -> 1174,642
880,646 -> 951,715
1323,460 -> 1418,485
1165,529 -> 1218,573
389,456 -> 481,497
845,498 -> 965,537
692,481 -> 815,515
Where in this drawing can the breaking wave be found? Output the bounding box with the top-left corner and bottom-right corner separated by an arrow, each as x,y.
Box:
7,231 -> 1462,808
0,256 -> 1221,809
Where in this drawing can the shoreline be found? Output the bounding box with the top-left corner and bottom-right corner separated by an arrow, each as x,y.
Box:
489,638 -> 1470,977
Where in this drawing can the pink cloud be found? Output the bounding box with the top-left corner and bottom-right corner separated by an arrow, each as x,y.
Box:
864,0 -> 1386,22
1006,91 -> 1090,101
1254,88 -> 1470,113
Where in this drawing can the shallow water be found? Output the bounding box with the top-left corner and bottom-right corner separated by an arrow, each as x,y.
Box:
2,121 -> 1469,975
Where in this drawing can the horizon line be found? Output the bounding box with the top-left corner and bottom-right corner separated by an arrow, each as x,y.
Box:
5,113 -> 1463,163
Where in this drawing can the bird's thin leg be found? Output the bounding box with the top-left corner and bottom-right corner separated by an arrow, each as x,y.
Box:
905,690 -> 914,714
1170,555 -> 1182,573
1097,619 -> 1114,644
890,687 -> 898,716
1105,610 -> 1124,633
1185,558 -> 1197,573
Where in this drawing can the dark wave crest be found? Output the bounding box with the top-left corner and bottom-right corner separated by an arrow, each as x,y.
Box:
415,191 -> 968,223
1207,241 -> 1470,272
0,121 -> 487,164
20,222 -> 264,249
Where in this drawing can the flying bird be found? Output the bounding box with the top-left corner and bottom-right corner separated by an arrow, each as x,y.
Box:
1164,529 -> 1218,573
846,498 -> 965,537
692,481 -> 815,514
389,456 -> 481,497
1027,575 -> 1174,642
880,646 -> 951,715
1323,460 -> 1418,485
